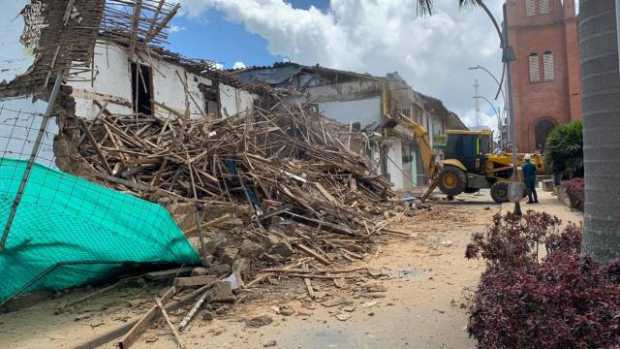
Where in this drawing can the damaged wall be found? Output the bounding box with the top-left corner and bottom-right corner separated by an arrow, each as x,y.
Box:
318,97 -> 382,128
219,83 -> 255,118
68,40 -> 257,121
386,138 -> 404,190
302,80 -> 383,104
285,80 -> 383,128
69,41 -> 214,119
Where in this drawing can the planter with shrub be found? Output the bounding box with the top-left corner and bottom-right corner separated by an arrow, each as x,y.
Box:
466,212 -> 620,348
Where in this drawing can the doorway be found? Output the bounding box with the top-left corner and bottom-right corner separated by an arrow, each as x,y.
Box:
535,118 -> 556,152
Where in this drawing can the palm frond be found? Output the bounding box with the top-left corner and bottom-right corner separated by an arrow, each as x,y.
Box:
417,0 -> 483,15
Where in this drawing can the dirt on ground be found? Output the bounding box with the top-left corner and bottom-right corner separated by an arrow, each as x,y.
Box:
0,190 -> 583,349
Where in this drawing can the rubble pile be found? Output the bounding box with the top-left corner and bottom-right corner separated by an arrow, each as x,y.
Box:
63,98 -> 411,348
71,99 -> 401,277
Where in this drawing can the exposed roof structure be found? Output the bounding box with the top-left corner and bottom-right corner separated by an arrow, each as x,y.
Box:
232,62 -> 467,130
416,92 -> 468,130
1,0 -> 182,97
232,62 -> 379,88
96,32 -> 266,93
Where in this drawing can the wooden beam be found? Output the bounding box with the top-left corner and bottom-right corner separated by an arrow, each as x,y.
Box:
178,289 -> 209,332
129,0 -> 143,60
146,0 -> 166,34
78,116 -> 113,175
62,0 -> 77,26
144,267 -> 193,281
117,286 -> 176,349
174,275 -> 217,288
303,263 -> 315,299
73,282 -> 219,349
295,243 -> 331,265
145,3 -> 181,43
155,297 -> 186,349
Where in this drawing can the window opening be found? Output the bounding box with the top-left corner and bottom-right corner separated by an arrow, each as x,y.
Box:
131,63 -> 154,116
526,0 -> 537,16
539,0 -> 550,14
543,51 -> 555,81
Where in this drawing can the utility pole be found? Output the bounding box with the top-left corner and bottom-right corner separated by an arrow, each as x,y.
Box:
474,1 -> 523,214
502,3 -> 523,215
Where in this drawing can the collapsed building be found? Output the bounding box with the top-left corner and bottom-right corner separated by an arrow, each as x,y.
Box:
0,0 -> 258,171
0,0 -> 393,306
233,63 -> 466,189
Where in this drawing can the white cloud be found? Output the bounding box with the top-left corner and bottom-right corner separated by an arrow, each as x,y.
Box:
169,25 -> 187,33
214,63 -> 224,70
0,0 -> 35,83
462,108 -> 501,133
178,0 -> 505,129
232,61 -> 247,69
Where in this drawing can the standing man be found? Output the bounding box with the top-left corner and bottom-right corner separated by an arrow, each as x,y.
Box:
522,154 -> 538,204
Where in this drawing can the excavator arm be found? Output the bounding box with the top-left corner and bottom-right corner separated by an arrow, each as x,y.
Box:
388,115 -> 440,202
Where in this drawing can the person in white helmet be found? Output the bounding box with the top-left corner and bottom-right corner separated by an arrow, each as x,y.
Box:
522,154 -> 538,204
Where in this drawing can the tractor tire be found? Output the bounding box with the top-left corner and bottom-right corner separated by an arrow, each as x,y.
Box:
438,166 -> 466,197
491,182 -> 509,203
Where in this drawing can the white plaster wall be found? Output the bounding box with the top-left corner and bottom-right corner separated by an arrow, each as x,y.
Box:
0,1 -> 36,84
0,96 -> 56,169
386,138 -> 404,190
70,42 -> 213,120
71,43 -> 133,118
219,83 -> 255,118
152,57 -> 213,120
318,97 -> 381,128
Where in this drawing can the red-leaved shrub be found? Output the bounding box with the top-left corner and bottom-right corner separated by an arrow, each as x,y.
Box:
466,211 -> 620,349
563,177 -> 585,211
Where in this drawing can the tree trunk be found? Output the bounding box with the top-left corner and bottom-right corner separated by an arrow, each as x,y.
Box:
580,0 -> 620,263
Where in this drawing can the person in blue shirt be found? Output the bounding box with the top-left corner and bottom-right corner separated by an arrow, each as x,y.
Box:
522,154 -> 538,204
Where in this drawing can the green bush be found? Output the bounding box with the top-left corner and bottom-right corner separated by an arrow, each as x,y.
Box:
544,121 -> 583,178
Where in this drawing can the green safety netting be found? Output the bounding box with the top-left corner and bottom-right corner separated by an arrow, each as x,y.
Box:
0,159 -> 200,302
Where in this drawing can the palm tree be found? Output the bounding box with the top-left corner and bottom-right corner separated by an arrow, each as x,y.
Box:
578,0 -> 620,264
417,0 -> 620,263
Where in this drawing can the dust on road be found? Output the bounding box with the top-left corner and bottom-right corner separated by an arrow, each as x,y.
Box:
0,190 -> 582,349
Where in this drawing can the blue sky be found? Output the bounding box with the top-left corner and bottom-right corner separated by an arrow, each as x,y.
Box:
0,0 -> 509,130
165,0 -> 509,131
167,0 -> 331,69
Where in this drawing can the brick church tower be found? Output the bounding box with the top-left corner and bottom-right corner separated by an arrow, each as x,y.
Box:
506,0 -> 581,153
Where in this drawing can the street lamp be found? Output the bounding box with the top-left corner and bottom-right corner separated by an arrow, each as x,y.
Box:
469,65 -> 508,149
473,95 -> 502,142
468,65 -> 506,102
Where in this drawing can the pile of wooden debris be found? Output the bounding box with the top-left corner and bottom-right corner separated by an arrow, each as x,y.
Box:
64,97 -> 415,348
72,100 -> 392,205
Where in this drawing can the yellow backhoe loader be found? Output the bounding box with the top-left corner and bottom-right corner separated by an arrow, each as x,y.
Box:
383,115 -> 543,203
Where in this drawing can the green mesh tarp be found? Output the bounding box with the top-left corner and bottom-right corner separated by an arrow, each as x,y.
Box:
0,159 -> 200,302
